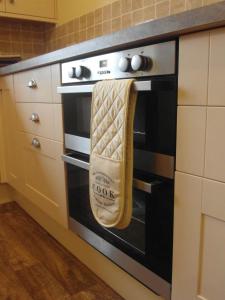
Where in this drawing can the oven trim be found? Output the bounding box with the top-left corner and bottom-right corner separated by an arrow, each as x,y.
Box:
64,134 -> 175,179
69,217 -> 171,300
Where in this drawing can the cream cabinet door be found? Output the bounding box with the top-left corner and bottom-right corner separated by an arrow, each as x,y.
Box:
0,76 -> 24,192
0,0 -> 4,12
5,0 -> 56,19
198,216 -> 225,300
20,133 -> 67,227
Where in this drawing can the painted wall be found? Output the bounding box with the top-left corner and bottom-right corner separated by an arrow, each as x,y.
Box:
57,0 -> 113,24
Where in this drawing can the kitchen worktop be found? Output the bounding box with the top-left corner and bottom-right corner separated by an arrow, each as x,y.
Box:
0,1 -> 225,76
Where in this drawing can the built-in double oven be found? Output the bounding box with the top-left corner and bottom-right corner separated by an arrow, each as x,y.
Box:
58,40 -> 177,300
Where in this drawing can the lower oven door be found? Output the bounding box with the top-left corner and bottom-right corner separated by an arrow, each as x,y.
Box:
62,152 -> 173,300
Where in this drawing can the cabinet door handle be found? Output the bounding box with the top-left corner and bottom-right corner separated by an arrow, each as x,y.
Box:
29,113 -> 39,123
31,138 -> 41,148
27,79 -> 37,88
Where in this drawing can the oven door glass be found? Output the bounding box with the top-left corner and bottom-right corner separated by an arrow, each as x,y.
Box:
67,160 -> 146,254
63,93 -> 91,138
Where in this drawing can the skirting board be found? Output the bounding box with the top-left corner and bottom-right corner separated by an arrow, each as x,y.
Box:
0,183 -> 13,204
10,188 -> 163,300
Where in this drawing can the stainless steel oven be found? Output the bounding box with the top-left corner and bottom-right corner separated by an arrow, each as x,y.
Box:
58,40 -> 177,300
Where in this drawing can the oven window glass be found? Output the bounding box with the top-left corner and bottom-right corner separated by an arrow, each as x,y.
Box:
63,93 -> 91,138
67,163 -> 146,255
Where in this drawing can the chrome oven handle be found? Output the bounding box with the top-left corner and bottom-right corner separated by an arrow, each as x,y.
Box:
57,80 -> 151,94
62,154 -> 89,171
61,154 -> 160,194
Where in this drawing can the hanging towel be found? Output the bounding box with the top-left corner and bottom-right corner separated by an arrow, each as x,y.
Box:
89,79 -> 137,229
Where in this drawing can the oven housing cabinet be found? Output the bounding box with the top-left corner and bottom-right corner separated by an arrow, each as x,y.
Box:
58,40 -> 178,300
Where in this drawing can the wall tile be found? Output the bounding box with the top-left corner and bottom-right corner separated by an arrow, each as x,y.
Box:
112,17 -> 122,31
170,0 -> 186,14
95,8 -> 103,24
103,4 -> 112,21
155,0 -> 170,18
112,1 -> 121,18
143,5 -> 155,20
132,0 -> 144,10
121,0 -> 132,13
122,13 -> 133,28
86,12 -> 94,27
102,21 -> 112,34
133,9 -> 144,24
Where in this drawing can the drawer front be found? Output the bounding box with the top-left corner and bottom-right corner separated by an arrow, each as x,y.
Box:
14,66 -> 52,103
20,133 -> 67,227
16,102 -> 63,142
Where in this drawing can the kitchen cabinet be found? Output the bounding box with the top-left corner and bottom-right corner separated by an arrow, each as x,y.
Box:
0,0 -> 4,12
20,132 -> 67,227
172,172 -> 202,300
172,29 -> 225,300
0,76 -> 23,192
0,0 -> 57,23
0,65 -> 68,227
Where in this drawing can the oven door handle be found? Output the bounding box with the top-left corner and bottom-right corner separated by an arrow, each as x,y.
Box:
57,80 -> 151,94
61,154 -> 159,194
62,154 -> 89,171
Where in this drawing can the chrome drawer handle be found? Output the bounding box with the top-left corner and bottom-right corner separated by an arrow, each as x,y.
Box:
29,113 -> 39,123
27,79 -> 37,88
31,138 -> 41,148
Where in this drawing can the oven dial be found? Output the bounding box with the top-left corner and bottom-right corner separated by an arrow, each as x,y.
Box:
131,55 -> 151,71
68,67 -> 76,78
118,57 -> 131,72
75,65 -> 85,78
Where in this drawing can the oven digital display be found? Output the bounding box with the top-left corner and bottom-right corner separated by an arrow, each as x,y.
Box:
99,60 -> 107,68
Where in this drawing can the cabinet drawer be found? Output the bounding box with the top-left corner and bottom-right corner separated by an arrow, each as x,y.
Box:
16,102 -> 63,142
14,66 -> 52,103
20,133 -> 67,227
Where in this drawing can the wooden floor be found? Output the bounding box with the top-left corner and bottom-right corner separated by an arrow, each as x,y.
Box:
0,202 -> 124,300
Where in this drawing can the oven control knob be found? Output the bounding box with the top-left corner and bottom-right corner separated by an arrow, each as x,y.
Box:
75,65 -> 85,78
118,57 -> 131,72
131,55 -> 151,71
68,67 -> 76,78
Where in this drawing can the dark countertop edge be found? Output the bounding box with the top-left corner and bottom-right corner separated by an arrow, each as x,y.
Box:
1,1 -> 225,76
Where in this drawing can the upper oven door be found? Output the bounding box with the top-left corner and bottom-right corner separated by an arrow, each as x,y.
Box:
58,77 -> 177,155
58,81 -> 152,155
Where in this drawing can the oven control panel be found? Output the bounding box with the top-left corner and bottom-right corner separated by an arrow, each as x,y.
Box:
61,40 -> 176,84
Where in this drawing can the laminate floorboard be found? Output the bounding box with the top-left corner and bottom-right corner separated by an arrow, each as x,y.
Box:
0,202 -> 124,300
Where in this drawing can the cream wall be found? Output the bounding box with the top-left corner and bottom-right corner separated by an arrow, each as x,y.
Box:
57,0 -> 113,24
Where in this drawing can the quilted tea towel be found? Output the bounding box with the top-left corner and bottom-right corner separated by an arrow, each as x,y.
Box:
89,79 -> 137,229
